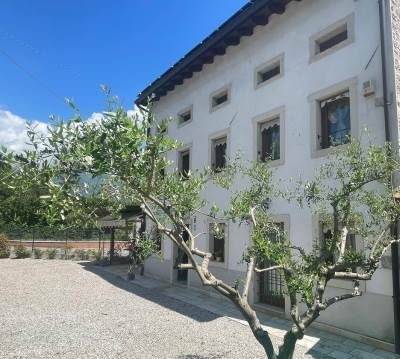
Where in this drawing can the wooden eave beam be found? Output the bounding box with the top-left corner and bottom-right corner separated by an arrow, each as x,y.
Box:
267,1 -> 285,14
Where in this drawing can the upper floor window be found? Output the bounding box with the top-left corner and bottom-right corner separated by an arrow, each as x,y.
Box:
255,54 -> 284,89
259,118 -> 280,162
210,85 -> 231,112
309,78 -> 357,158
178,149 -> 190,179
178,106 -> 193,127
319,91 -> 350,149
211,136 -> 227,172
309,14 -> 354,63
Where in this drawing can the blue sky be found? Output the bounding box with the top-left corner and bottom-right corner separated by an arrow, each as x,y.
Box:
0,0 -> 247,123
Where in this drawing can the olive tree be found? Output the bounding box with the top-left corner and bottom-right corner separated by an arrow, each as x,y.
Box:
3,96 -> 399,359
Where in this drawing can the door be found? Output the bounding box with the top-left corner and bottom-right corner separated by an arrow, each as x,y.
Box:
259,222 -> 285,308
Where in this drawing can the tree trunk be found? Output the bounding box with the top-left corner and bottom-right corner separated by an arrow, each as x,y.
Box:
277,329 -> 300,359
233,298 -> 277,359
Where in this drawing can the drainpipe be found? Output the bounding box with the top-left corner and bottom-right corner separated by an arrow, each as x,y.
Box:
378,0 -> 400,353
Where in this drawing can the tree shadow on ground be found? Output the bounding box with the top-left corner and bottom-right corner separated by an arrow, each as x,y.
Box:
80,263 -> 326,359
80,262 -> 220,323
177,355 -> 224,359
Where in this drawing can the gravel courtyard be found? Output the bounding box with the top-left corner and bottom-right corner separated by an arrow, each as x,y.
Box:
0,259 -> 321,359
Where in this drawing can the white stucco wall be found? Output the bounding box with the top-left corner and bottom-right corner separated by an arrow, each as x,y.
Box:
146,0 -> 395,342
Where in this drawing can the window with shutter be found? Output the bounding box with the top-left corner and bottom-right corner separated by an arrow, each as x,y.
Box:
211,136 -> 227,172
259,119 -> 280,161
179,150 -> 190,179
319,91 -> 350,149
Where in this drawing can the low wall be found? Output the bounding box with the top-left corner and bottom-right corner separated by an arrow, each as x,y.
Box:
9,240 -> 129,250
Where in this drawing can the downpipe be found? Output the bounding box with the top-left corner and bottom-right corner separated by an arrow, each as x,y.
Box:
378,0 -> 400,353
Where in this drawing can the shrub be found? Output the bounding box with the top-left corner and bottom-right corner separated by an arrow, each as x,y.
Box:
0,233 -> 11,258
46,248 -> 57,259
14,244 -> 31,259
33,248 -> 43,259
64,244 -> 74,260
75,249 -> 89,260
94,250 -> 102,262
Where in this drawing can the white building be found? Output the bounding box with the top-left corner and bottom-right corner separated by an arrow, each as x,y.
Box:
136,0 -> 400,348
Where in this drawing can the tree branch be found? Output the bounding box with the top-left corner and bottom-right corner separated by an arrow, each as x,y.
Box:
242,257 -> 255,300
337,226 -> 348,264
255,265 -> 283,273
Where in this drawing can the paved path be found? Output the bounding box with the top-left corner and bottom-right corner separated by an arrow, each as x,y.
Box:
0,259 -> 398,359
102,264 -> 399,359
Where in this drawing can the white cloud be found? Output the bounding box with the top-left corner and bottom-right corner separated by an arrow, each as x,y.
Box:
87,106 -> 141,124
0,106 -> 141,153
0,109 -> 47,152
87,112 -> 104,123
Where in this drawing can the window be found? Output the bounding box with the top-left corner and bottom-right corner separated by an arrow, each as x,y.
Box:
309,78 -> 357,158
255,54 -> 283,88
211,136 -> 227,172
259,118 -> 280,161
178,106 -> 193,127
319,91 -> 350,149
212,91 -> 228,107
309,14 -> 354,63
209,222 -> 226,263
178,149 -> 190,179
318,25 -> 348,54
320,222 -> 357,272
210,86 -> 230,111
152,228 -> 162,252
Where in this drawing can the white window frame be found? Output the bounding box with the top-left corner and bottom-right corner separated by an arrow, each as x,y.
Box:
252,106 -> 285,166
309,13 -> 355,64
253,214 -> 291,315
207,219 -> 229,269
208,128 -> 230,171
209,84 -> 231,112
308,78 -> 358,158
312,215 -> 366,291
177,144 -> 192,176
177,105 -> 193,128
254,53 -> 284,90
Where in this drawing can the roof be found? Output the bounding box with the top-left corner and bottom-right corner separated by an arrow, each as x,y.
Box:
136,0 -> 300,106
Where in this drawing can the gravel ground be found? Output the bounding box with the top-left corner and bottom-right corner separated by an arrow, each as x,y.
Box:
0,259 -> 314,359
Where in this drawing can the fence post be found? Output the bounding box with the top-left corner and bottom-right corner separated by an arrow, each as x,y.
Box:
65,229 -> 68,259
31,227 -> 35,252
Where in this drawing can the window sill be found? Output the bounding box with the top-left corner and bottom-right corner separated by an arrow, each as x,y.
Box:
177,119 -> 193,128
309,38 -> 353,64
209,260 -> 227,269
210,101 -> 230,113
254,73 -> 283,91
258,157 -> 284,167
253,302 -> 286,317
311,142 -> 349,159
328,278 -> 366,292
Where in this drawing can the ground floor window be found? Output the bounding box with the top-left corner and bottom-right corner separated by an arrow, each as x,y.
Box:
209,222 -> 226,263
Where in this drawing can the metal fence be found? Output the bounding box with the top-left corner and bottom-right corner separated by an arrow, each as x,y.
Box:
0,225 -> 101,242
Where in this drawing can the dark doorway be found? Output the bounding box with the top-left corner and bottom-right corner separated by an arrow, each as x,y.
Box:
175,227 -> 189,283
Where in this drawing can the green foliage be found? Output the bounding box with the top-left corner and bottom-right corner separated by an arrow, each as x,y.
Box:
0,233 -> 10,258
3,91 -> 399,356
46,248 -> 57,259
33,248 -> 43,259
75,249 -> 89,260
14,245 -> 31,259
